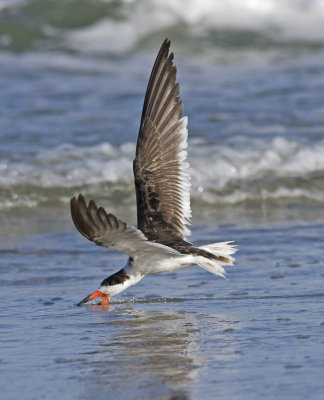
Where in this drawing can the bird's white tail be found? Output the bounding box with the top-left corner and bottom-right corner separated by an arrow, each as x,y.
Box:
197,241 -> 237,278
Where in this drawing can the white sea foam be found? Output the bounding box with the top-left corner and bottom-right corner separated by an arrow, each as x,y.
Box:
0,142 -> 135,188
2,136 -> 324,208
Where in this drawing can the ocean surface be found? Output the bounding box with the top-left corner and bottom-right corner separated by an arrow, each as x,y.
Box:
1,1 -> 324,399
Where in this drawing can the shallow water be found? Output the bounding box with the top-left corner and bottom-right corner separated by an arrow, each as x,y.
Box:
1,210 -> 324,400
1,1 -> 324,399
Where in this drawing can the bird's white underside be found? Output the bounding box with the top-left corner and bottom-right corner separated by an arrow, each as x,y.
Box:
99,241 -> 237,298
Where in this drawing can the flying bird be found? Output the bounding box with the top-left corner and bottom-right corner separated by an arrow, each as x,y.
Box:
71,39 -> 237,306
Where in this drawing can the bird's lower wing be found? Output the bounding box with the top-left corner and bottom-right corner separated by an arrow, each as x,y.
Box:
70,194 -> 179,259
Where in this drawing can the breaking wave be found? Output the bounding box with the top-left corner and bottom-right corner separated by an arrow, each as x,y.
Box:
2,136 -> 324,209
0,0 -> 324,55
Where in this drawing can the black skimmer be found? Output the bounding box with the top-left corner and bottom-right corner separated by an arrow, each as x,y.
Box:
71,39 -> 237,306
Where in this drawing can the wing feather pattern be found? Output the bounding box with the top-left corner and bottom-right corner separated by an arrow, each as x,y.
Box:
133,38 -> 191,242
70,194 -> 179,259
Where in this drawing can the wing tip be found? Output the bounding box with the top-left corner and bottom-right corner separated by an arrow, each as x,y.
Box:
70,193 -> 92,240
163,37 -> 171,48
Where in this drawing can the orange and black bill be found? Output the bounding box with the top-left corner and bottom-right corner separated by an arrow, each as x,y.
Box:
78,290 -> 109,306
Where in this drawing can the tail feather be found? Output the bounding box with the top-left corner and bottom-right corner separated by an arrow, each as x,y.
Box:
197,241 -> 237,278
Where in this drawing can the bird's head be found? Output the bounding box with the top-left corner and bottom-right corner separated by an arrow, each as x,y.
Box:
77,263 -> 142,306
77,266 -> 134,306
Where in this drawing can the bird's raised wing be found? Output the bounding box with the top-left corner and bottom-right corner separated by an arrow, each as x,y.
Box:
70,194 -> 179,259
133,38 -> 191,242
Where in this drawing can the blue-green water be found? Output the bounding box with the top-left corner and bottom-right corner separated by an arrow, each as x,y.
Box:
1,1 -> 324,399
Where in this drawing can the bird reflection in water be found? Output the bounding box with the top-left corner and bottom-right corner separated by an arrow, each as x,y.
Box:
88,302 -> 110,311
82,307 -> 202,399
